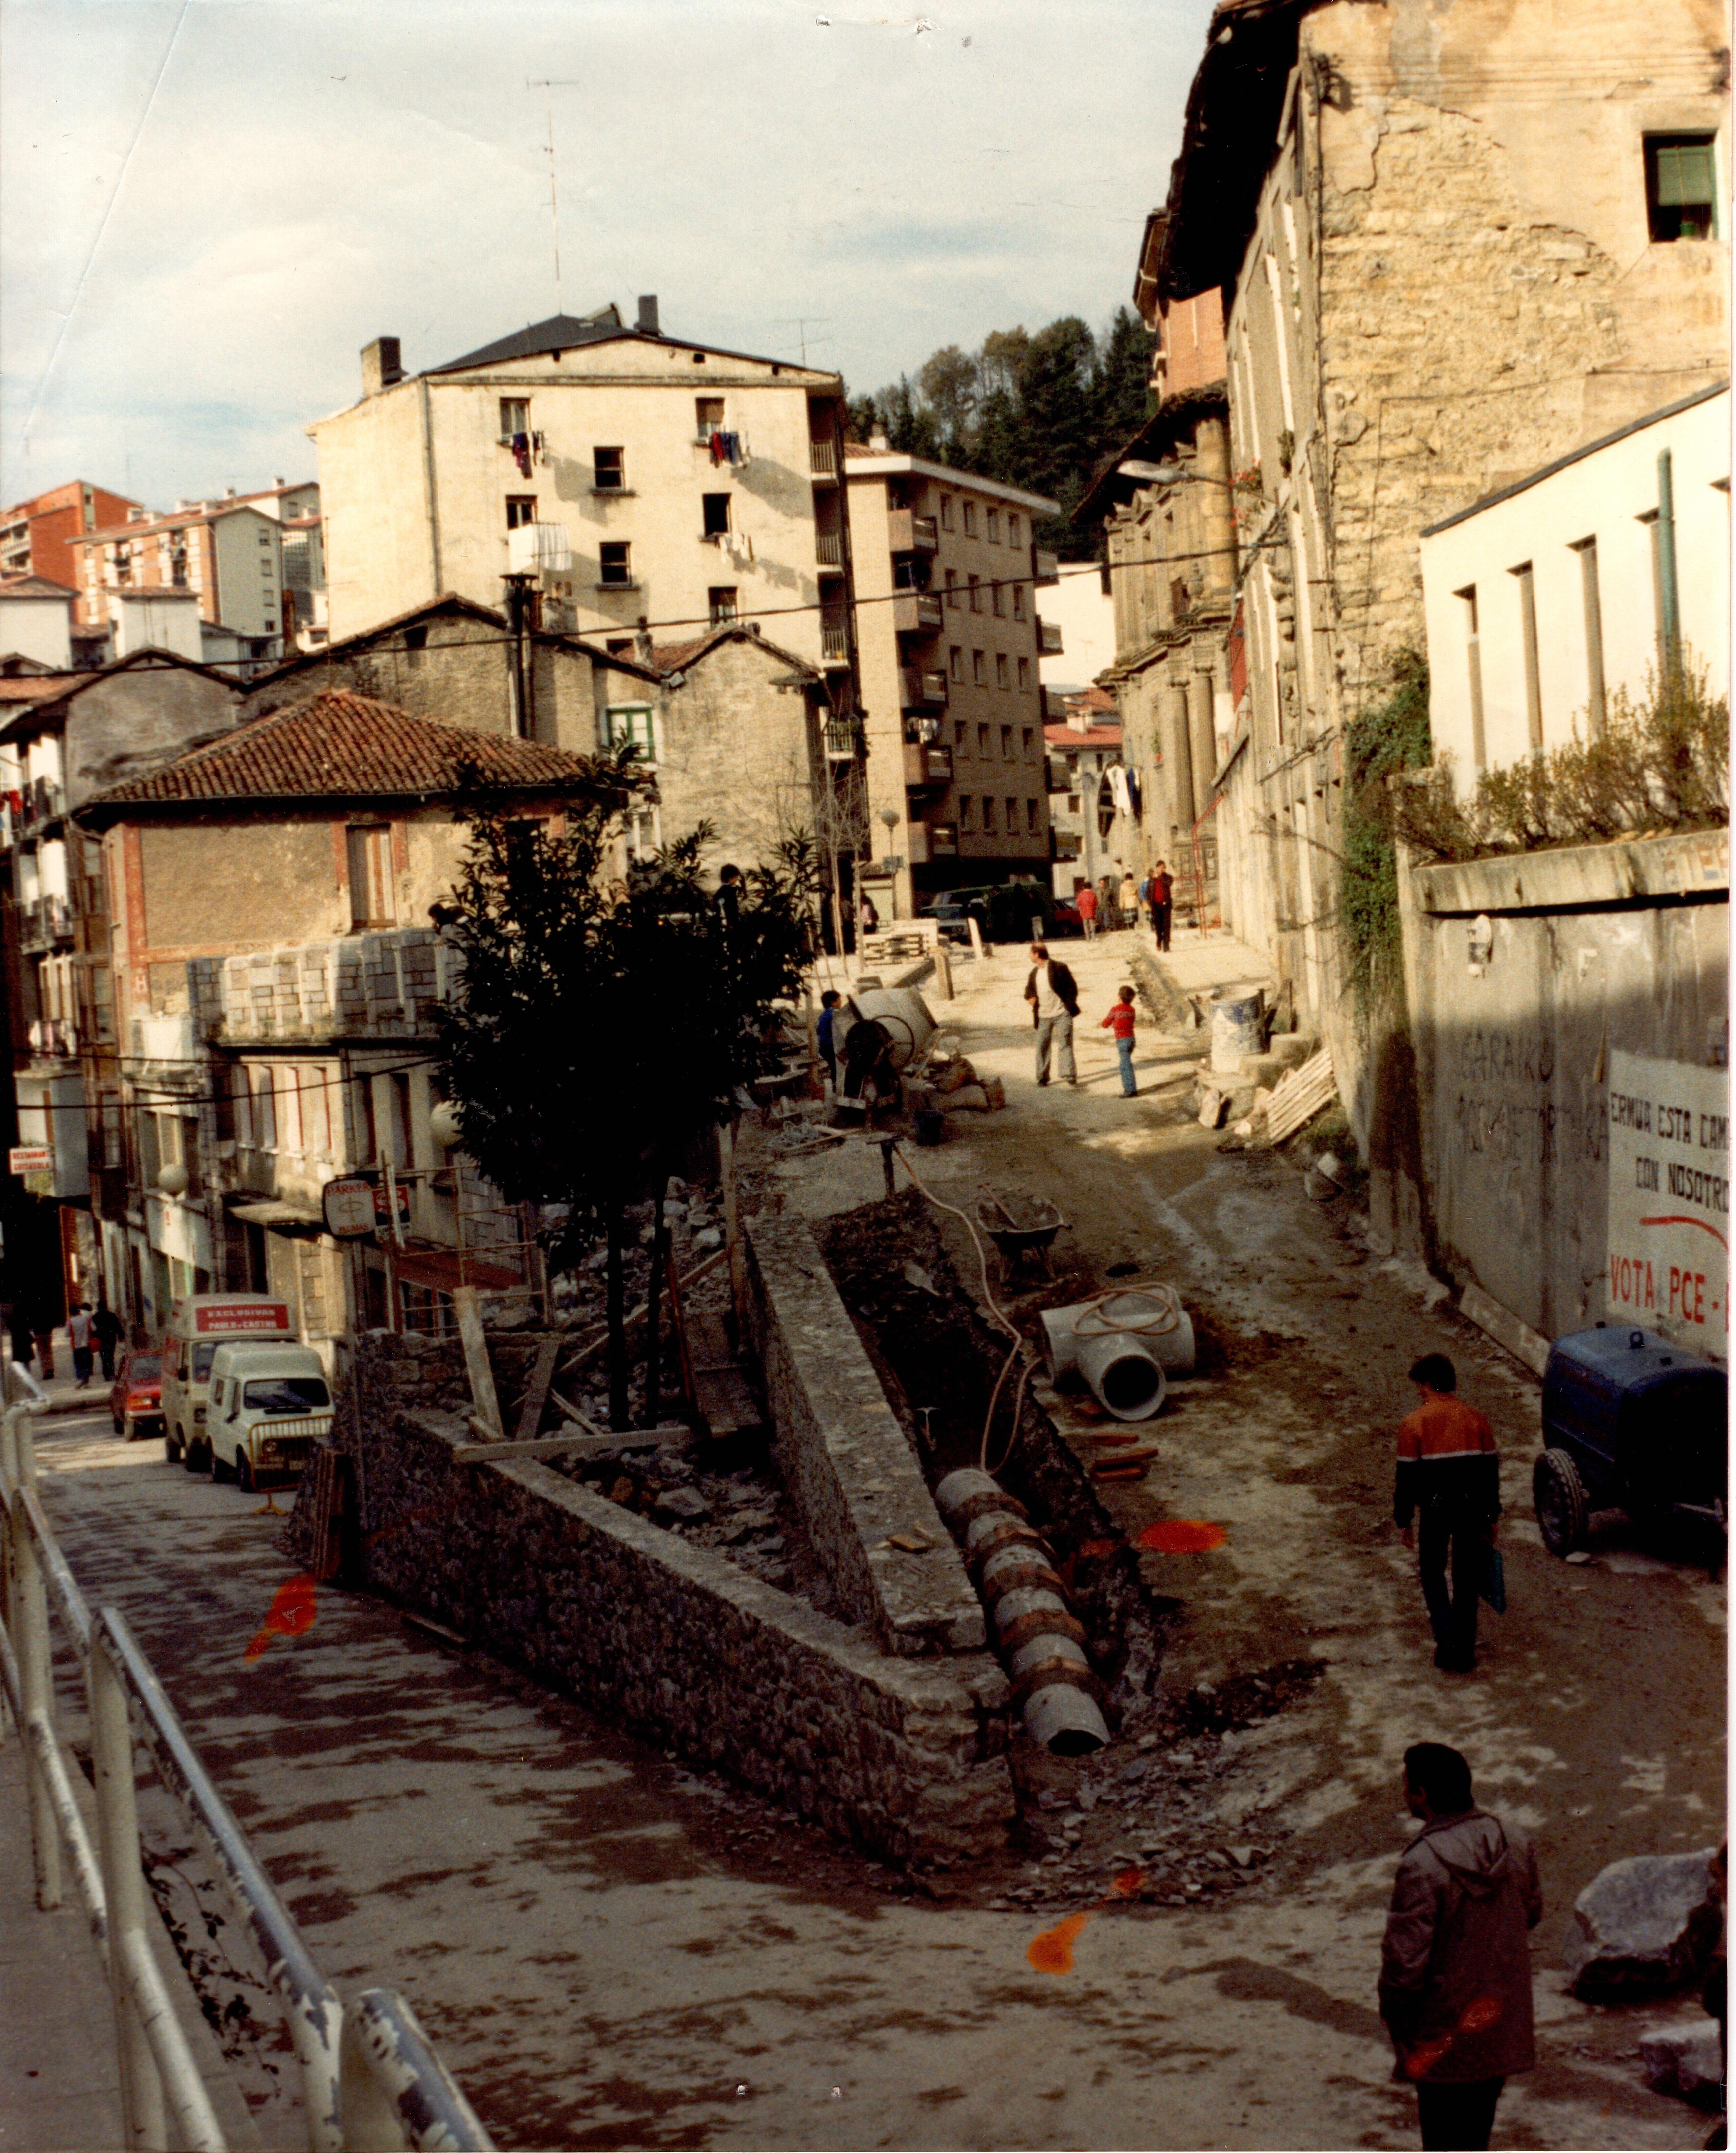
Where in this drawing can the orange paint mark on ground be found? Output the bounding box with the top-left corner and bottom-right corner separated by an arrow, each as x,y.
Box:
244,1574 -> 319,1661
1028,1911 -> 1091,1974
1110,1868 -> 1146,1896
1137,1520 -> 1227,1554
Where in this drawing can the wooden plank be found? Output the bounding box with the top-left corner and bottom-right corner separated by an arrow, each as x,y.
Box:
684,1309 -> 763,1438
514,1336 -> 560,1443
452,1427 -> 693,1464
451,1284 -> 504,1439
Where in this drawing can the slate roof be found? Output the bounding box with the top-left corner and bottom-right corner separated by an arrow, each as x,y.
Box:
644,622 -> 818,681
429,308 -> 631,373
0,574 -> 78,599
80,689 -> 602,817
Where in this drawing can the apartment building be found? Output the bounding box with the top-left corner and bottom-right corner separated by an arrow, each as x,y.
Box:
0,480 -> 143,622
75,690 -> 594,1343
1044,686 -> 1139,902
72,500 -> 286,669
843,443 -> 1058,913
195,480 -> 325,647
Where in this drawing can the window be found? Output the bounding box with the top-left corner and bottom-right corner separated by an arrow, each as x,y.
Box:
347,824 -> 394,928
945,569 -> 959,608
303,1063 -> 331,1158
500,397 -> 530,440
1012,583 -> 1025,620
972,651 -> 986,686
389,1072 -> 413,1169
976,722 -> 990,755
958,794 -> 974,830
606,705 -> 657,760
982,797 -> 997,833
708,586 -> 737,623
1018,657 -> 1030,690
1000,724 -> 1013,758
992,582 -> 1005,617
940,496 -> 954,531
696,396 -> 725,437
1008,513 -> 1021,545
948,645 -> 963,681
1026,798 -> 1040,834
701,493 -> 732,540
997,655 -> 1010,692
1510,562 -> 1542,750
276,1065 -> 302,1156
1455,586 -> 1487,771
1005,795 -> 1019,834
968,575 -> 981,613
963,502 -> 977,536
1646,133 -> 1718,241
404,624 -> 427,669
1571,537 -> 1607,734
988,509 -> 1002,544
953,721 -> 968,750
350,1072 -> 374,1166
599,541 -> 632,586
252,1067 -> 278,1151
505,496 -> 538,529
594,446 -> 626,490
1022,727 -> 1034,755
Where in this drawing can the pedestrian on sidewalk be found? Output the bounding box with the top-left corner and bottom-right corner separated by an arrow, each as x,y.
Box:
67,1301 -> 95,1387
1379,1741 -> 1541,2152
1395,1354 -> 1500,1672
857,890 -> 879,940
1024,941 -> 1079,1086
1100,986 -> 1140,1096
1118,871 -> 1138,930
1076,883 -> 1099,939
93,1296 -> 123,1381
816,990 -> 843,1093
1150,860 -> 1174,952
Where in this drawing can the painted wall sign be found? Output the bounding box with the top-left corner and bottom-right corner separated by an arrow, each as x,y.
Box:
1606,1049 -> 1729,1344
8,1146 -> 51,1174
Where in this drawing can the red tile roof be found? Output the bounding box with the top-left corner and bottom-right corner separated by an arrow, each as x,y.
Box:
1045,721 -> 1123,750
0,573 -> 78,598
83,689 -> 603,813
644,621 -> 817,681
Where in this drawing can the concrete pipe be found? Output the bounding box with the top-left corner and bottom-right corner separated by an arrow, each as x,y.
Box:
1041,1287 -> 1195,1380
1026,1681 -> 1114,1757
1074,1329 -> 1166,1421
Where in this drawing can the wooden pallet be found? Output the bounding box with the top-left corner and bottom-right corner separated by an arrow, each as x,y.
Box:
1258,1047 -> 1336,1147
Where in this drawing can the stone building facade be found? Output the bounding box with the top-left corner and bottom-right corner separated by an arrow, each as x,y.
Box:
1146,0 -> 1729,1129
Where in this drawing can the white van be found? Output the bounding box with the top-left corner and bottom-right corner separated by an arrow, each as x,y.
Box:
161,1294 -> 293,1469
206,1342 -> 332,1490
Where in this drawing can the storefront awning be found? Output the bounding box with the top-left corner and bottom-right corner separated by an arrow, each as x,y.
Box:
228,1199 -> 324,1232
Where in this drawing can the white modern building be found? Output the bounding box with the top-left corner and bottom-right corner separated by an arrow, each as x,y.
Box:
1037,562 -> 1116,691
1420,383 -> 1729,785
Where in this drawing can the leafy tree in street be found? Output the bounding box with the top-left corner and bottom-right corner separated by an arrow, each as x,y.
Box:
435,770 -> 816,1428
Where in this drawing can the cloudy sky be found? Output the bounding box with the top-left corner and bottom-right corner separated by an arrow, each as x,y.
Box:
2,0 -> 1213,512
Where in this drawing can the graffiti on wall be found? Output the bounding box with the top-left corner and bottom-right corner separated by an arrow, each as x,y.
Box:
1606,1049 -> 1729,1346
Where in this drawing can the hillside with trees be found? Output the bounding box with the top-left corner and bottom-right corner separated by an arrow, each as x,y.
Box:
846,307 -> 1155,559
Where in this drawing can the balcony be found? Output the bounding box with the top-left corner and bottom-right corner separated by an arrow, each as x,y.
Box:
892,592 -> 945,636
888,510 -> 939,554
1033,549 -> 1061,587
824,717 -> 865,760
900,667 -> 948,710
907,822 -> 957,866
18,779 -> 66,834
903,743 -> 953,790
17,895 -> 73,952
819,612 -> 850,665
507,521 -> 572,575
815,530 -> 845,570
1038,619 -> 1064,654
809,439 -> 838,480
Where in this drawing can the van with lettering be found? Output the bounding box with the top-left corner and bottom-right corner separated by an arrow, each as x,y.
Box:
160,1295 -> 293,1470
205,1341 -> 332,1491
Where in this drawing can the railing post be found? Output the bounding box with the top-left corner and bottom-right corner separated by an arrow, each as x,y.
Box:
88,1623 -> 169,2151
7,1407 -> 62,1910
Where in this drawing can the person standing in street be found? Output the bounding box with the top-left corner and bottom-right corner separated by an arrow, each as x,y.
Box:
1150,860 -> 1175,952
1379,1742 -> 1541,2152
1024,941 -> 1079,1086
1395,1354 -> 1500,1673
816,989 -> 843,1093
857,890 -> 879,941
1100,985 -> 1140,1096
1076,883 -> 1099,940
1118,871 -> 1138,930
67,1301 -> 95,1387
93,1296 -> 124,1382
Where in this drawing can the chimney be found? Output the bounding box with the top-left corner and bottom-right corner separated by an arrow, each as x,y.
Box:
637,295 -> 660,337
869,430 -> 890,452
361,336 -> 404,397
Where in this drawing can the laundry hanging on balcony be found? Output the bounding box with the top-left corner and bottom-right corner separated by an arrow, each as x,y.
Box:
708,430 -> 749,468
510,431 -> 533,478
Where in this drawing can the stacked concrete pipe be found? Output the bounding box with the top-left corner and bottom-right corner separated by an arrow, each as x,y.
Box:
934,1467 -> 1109,1757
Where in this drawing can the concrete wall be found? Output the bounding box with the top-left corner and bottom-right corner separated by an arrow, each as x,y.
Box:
112,593 -> 203,663
1392,828 -> 1729,1355
0,593 -> 72,668
288,1328 -> 1017,1864
63,666 -> 241,810
1037,565 -> 1115,689
1421,387 -> 1729,784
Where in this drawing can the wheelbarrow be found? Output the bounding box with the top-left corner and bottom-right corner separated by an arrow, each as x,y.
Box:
975,1192 -> 1069,1279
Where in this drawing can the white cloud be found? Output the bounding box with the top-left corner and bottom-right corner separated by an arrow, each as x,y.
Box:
0,0 -> 1211,508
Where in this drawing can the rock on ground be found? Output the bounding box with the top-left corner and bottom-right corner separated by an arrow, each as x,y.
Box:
1564,1848 -> 1721,2000
1638,2018 -> 1725,2107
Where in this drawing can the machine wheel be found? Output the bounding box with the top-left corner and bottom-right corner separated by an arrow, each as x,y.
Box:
1534,1448 -> 1589,1556
164,1432 -> 182,1464
181,1431 -> 207,1472
211,1444 -> 233,1484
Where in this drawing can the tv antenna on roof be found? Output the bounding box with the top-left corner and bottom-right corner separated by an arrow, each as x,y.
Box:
767,318 -> 834,366
526,80 -> 583,314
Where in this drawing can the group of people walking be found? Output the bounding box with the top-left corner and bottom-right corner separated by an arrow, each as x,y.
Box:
1076,862 -> 1175,951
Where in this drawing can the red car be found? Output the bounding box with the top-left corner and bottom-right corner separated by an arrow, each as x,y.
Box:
109,1350 -> 165,1440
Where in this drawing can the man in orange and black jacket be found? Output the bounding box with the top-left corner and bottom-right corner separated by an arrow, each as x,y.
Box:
1394,1354 -> 1500,1674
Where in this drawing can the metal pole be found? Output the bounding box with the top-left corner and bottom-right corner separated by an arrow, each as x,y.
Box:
88,1628 -> 169,2150
8,1406 -> 60,1907
1657,448 -> 1682,680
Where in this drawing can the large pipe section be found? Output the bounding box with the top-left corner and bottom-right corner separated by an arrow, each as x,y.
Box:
935,1468 -> 1109,1757
1041,1286 -> 1194,1422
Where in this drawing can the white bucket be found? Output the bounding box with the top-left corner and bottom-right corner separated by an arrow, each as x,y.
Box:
1210,983 -> 1266,1073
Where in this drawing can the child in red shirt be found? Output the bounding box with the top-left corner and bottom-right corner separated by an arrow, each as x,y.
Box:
1101,986 -> 1138,1096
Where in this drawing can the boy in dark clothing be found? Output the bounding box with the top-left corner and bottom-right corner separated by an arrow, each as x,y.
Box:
1395,1354 -> 1500,1673
816,990 -> 842,1092
1023,942 -> 1080,1086
1150,861 -> 1174,952
93,1298 -> 124,1381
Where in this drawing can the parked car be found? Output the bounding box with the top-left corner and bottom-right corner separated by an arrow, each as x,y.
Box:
109,1350 -> 164,1441
922,880 -> 1072,946
919,894 -> 990,947
205,1341 -> 332,1491
1050,899 -> 1085,939
1534,1322 -> 1727,1556
160,1293 -> 293,1468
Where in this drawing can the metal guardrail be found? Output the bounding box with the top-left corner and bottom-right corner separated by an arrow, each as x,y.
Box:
0,1380 -> 493,2151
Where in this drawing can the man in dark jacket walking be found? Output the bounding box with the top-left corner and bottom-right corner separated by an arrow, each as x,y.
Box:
1023,942 -> 1080,1086
1395,1353 -> 1500,1672
1380,1742 -> 1541,2151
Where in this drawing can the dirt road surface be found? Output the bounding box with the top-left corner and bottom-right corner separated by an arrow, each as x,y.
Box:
22,925 -> 1723,2151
